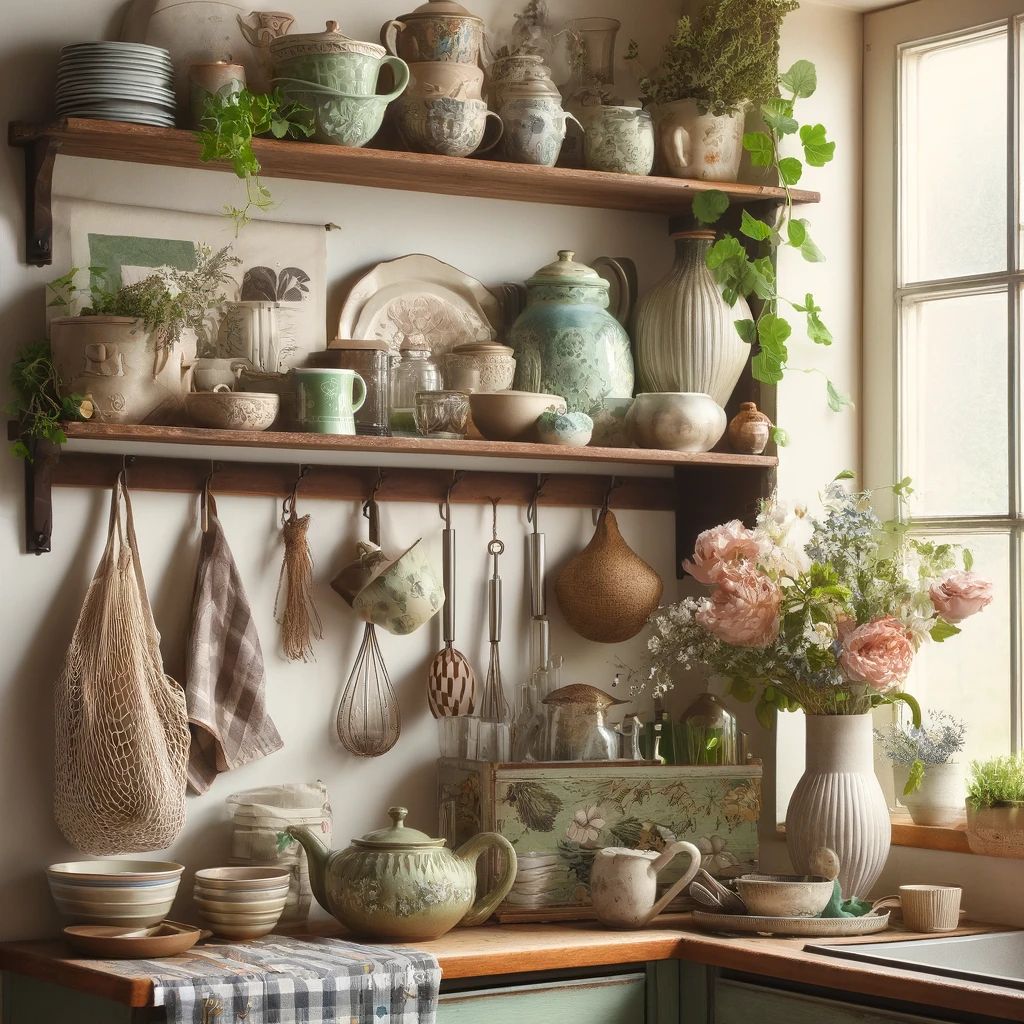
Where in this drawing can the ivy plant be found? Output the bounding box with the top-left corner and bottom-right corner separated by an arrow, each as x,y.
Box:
195,88 -> 314,231
692,60 -> 847,445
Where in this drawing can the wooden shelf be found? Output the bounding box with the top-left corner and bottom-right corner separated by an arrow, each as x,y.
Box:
8,118 -> 819,265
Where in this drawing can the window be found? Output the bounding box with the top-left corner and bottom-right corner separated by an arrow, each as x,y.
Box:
865,1 -> 1024,767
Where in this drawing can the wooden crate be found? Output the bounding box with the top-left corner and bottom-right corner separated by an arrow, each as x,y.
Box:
438,759 -> 762,923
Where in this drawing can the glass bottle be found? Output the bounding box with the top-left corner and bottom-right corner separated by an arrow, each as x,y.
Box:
390,341 -> 441,435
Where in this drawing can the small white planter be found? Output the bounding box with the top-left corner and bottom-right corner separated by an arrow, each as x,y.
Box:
966,803 -> 1024,858
894,762 -> 965,827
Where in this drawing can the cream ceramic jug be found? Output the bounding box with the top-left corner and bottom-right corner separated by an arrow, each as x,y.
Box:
589,841 -> 702,929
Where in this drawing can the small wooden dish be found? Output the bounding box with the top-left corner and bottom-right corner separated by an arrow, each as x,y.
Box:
64,921 -> 206,958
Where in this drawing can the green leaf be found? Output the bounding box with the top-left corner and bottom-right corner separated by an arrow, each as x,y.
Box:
904,759 -> 926,796
762,97 -> 798,136
826,380 -> 853,412
778,156 -> 803,186
757,313 -> 792,354
730,677 -> 758,702
706,235 -> 746,270
692,189 -> 730,225
807,311 -> 833,346
892,476 -> 915,498
743,131 -> 774,167
735,318 -> 757,344
771,426 -> 789,447
755,697 -> 776,730
753,350 -> 785,384
964,549 -> 975,571
833,469 -> 855,481
930,618 -> 962,642
787,219 -> 807,248
780,59 -> 818,99
800,123 -> 836,167
795,219 -> 825,262
740,209 -> 773,241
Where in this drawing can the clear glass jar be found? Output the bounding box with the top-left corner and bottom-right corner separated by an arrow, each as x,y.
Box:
390,343 -> 441,435
415,390 -> 469,438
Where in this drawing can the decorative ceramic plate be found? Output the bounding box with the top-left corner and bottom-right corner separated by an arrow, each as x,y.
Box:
64,921 -> 206,959
690,909 -> 890,937
338,254 -> 501,357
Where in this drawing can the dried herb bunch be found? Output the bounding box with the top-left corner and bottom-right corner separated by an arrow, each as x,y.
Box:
967,754 -> 1024,809
493,0 -> 551,59
875,710 -> 966,795
626,0 -> 798,114
7,342 -> 90,460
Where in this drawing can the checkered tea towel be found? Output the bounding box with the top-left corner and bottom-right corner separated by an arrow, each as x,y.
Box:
186,487 -> 283,794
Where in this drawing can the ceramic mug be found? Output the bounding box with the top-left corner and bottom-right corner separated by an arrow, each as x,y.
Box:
405,60 -> 484,101
500,95 -> 580,167
272,50 -> 409,101
394,95 -> 502,157
188,61 -> 246,127
293,367 -> 366,435
650,98 -> 744,182
582,105 -> 655,176
872,885 -> 963,932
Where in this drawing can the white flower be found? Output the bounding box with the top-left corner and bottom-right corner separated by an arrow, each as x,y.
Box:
804,621 -> 835,648
566,805 -> 605,844
755,498 -> 813,578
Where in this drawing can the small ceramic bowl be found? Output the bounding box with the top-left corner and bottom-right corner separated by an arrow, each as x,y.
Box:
351,539 -> 444,636
186,388 -> 279,431
734,873 -> 834,918
445,343 -> 517,393
47,860 -> 184,926
626,392 -> 726,453
468,390 -> 567,442
193,867 -> 291,890
535,410 -> 593,447
193,884 -> 290,903
274,84 -> 390,148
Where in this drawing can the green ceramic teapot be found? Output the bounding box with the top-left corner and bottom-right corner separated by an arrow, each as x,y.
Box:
510,250 -> 635,422
287,806 -> 517,940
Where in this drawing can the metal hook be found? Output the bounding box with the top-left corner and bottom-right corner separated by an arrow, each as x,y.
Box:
362,468 -> 384,545
527,474 -> 548,529
119,454 -> 135,488
438,470 -> 464,526
201,468 -> 216,534
282,464 -> 310,524
593,475 -> 621,525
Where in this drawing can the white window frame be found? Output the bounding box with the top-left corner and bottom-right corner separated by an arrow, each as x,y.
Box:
864,0 -> 1024,753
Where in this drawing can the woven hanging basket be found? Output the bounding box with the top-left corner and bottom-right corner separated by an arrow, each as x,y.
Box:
554,510 -> 663,643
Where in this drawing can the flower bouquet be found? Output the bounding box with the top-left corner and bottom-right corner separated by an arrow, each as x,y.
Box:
649,478 -> 992,727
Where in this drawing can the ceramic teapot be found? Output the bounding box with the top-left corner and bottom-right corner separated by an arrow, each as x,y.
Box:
590,841 -> 702,929
510,250 -> 634,422
287,807 -> 517,941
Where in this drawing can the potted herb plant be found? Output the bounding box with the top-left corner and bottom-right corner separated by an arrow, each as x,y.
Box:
966,754 -> 1024,858
876,711 -> 967,827
626,0 -> 798,181
48,245 -> 239,426
644,476 -> 992,897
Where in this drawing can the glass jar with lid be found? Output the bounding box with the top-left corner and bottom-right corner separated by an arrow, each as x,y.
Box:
390,340 -> 442,435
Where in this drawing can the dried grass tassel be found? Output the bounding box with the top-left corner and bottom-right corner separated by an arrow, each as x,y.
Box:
275,497 -> 323,663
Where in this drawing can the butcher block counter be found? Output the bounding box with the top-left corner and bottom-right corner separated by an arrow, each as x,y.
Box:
1,915 -> 1021,1023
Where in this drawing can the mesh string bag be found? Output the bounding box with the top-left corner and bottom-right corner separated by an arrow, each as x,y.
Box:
53,475 -> 190,854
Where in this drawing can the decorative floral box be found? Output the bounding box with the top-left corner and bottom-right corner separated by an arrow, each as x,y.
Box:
437,759 -> 761,923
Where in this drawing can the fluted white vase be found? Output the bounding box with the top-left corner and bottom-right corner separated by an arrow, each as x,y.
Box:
633,230 -> 751,406
785,714 -> 891,899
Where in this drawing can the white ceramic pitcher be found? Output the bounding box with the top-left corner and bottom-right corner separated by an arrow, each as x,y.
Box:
590,841 -> 702,929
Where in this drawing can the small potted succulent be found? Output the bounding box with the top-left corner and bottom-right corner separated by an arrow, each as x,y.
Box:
876,711 -> 967,827
625,0 -> 797,181
966,754 -> 1024,858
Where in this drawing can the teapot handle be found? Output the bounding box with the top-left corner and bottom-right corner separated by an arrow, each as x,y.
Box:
592,256 -> 636,326
642,840 -> 702,926
454,832 -> 518,928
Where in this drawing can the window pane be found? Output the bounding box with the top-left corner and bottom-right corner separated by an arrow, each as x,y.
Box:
902,28 -> 1007,282
905,531 -> 1013,764
901,288 -> 1009,516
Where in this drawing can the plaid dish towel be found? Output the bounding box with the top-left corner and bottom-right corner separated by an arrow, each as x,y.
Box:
186,486 -> 283,794
101,936 -> 440,1024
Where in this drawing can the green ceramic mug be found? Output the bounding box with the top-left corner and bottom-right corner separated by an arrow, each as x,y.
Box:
294,368 -> 367,435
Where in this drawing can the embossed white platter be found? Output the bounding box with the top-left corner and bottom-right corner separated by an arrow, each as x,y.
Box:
691,909 -> 890,937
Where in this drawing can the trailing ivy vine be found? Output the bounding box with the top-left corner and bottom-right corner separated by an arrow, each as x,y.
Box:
692,60 -> 847,444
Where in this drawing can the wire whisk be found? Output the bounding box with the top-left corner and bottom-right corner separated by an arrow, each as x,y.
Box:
336,621 -> 400,757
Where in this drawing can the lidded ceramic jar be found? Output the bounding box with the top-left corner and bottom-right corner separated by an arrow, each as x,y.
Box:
500,78 -> 575,167
726,401 -> 771,455
488,53 -> 557,112
543,683 -> 626,761
380,0 -> 485,65
285,806 -> 517,940
510,250 -> 634,420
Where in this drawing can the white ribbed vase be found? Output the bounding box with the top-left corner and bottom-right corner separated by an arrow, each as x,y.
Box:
633,230 -> 751,406
785,714 -> 891,899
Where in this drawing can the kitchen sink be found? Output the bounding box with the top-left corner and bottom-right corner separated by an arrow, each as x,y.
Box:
806,931 -> 1024,990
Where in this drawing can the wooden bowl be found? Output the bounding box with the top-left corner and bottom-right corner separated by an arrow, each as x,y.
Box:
468,390 -> 566,442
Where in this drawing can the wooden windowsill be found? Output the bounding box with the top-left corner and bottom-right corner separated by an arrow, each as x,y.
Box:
776,812 -> 970,854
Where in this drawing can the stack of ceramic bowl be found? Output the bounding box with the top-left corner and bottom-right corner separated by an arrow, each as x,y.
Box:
503,852 -> 563,910
56,41 -> 175,126
46,860 -> 184,927
193,867 -> 290,939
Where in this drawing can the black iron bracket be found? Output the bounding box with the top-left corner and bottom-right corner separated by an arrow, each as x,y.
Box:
24,440 -> 60,555
12,130 -> 61,267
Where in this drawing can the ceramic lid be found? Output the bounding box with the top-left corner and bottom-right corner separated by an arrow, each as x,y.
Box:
269,20 -> 385,60
451,341 -> 514,355
542,683 -> 626,709
354,806 -> 445,849
501,77 -> 562,101
527,251 -> 608,289
399,0 -> 482,23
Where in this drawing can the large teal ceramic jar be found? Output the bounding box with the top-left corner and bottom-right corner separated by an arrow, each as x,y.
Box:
510,251 -> 634,420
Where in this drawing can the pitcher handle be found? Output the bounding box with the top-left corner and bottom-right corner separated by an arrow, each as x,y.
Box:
375,56 -> 410,102
350,372 -> 367,413
662,122 -> 690,175
592,256 -> 635,326
473,111 -> 504,155
454,832 -> 517,927
380,19 -> 404,57
643,840 -> 702,925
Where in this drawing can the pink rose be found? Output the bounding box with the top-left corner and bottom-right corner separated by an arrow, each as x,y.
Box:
696,564 -> 781,648
839,617 -> 914,693
684,520 -> 761,584
929,571 -> 993,624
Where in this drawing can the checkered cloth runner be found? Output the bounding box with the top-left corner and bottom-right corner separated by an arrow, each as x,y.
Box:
83,935 -> 440,1024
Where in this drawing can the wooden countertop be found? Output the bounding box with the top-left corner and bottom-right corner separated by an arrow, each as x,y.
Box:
1,916 -> 1021,1020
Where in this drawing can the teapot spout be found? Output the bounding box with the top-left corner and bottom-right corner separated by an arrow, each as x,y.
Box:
286,825 -> 330,912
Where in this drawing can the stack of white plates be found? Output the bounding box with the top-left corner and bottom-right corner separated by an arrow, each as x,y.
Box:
57,41 -> 175,127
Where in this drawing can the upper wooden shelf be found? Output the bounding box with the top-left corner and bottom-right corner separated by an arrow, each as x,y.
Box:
9,118 -> 820,263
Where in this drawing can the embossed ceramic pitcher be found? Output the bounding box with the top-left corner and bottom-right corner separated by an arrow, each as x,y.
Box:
590,842 -> 702,929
